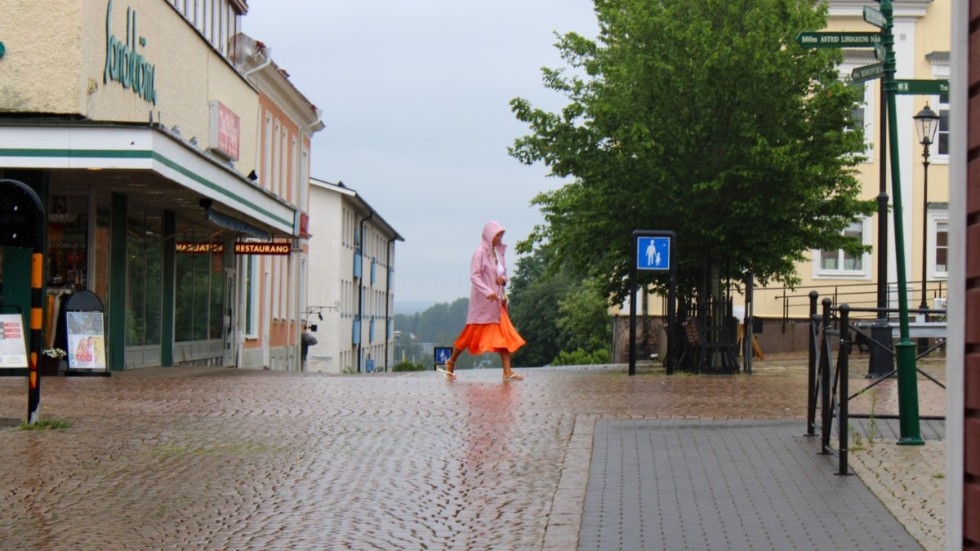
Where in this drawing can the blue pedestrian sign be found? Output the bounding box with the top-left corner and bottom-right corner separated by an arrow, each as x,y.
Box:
636,236 -> 671,271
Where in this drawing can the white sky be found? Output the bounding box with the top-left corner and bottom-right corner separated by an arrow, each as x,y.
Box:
244,1 -> 599,303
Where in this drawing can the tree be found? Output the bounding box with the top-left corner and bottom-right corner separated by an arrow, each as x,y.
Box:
510,0 -> 875,309
508,245 -> 611,366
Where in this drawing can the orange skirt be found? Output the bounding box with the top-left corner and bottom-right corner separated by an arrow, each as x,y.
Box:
454,306 -> 526,355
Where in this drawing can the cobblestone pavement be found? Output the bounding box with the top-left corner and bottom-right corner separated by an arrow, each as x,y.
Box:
0,353 -> 945,550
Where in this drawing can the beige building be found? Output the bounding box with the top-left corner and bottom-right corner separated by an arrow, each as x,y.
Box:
306,178 -> 402,374
0,0 -> 320,371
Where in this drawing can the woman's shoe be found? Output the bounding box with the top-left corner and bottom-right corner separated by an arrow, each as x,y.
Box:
438,359 -> 456,380
503,373 -> 524,381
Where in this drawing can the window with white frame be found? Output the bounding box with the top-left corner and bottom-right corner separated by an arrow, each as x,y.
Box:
929,214 -> 948,278
840,56 -> 876,158
929,52 -> 950,160
936,92 -> 949,157
814,218 -> 871,278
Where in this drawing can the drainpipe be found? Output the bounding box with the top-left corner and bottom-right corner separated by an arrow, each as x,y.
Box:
243,47 -> 272,79
384,237 -> 396,371
357,211 -> 374,373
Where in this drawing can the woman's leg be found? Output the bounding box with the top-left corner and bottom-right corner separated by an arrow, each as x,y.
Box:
500,351 -> 522,380
447,347 -> 461,373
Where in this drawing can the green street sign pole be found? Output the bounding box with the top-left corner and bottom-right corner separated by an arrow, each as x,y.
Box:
879,0 -> 924,445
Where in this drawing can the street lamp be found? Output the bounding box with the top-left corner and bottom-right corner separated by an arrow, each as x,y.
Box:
913,104 -> 940,311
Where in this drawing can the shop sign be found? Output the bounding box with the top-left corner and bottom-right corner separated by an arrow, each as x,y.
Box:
209,101 -> 240,160
299,212 -> 310,238
66,312 -> 107,371
103,0 -> 158,105
0,314 -> 29,369
176,242 -> 224,254
234,242 -> 291,255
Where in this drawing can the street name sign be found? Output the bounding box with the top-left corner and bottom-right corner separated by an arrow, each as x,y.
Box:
894,79 -> 949,95
795,32 -> 880,48
874,42 -> 886,61
851,63 -> 884,83
863,6 -> 887,28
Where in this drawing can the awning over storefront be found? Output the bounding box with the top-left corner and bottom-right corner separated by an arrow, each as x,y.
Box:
205,207 -> 271,239
0,124 -> 297,238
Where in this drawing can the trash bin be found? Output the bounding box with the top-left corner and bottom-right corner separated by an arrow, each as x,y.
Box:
867,320 -> 893,378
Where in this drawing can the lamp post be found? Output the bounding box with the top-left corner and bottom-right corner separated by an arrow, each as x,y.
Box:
913,104 -> 940,312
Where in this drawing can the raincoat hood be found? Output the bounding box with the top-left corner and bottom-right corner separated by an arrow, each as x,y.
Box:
481,221 -> 506,248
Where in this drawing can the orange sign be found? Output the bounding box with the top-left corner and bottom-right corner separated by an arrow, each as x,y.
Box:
234,242 -> 291,255
176,242 -> 224,254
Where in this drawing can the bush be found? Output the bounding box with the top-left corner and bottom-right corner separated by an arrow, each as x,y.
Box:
392,360 -> 426,372
551,348 -> 609,366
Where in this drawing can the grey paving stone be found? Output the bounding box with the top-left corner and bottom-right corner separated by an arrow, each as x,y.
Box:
579,420 -> 925,551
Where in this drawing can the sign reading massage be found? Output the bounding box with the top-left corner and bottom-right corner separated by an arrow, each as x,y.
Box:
103,0 -> 158,105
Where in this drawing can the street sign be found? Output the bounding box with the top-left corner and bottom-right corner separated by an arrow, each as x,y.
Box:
795,32 -> 880,48
851,63 -> 885,83
894,79 -> 950,95
636,236 -> 671,271
863,6 -> 887,28
874,42 -> 886,62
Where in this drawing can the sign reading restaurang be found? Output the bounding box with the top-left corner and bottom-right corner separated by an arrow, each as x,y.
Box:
234,242 -> 291,255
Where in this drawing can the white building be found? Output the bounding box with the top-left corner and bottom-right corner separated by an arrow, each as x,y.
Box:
305,178 -> 402,373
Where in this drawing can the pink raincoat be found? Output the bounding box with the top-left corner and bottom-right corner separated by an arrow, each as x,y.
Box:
466,221 -> 508,324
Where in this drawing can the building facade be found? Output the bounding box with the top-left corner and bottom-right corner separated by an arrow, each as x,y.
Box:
306,178 -> 402,374
0,0 -> 319,371
950,0 -> 973,545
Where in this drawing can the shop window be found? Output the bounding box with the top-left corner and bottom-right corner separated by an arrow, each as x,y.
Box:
175,231 -> 224,342
125,204 -> 163,346
47,195 -> 88,289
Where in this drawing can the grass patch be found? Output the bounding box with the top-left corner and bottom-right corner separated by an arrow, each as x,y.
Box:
18,418 -> 73,431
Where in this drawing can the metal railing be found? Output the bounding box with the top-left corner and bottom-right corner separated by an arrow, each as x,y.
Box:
758,280 -> 947,330
806,292 -> 946,475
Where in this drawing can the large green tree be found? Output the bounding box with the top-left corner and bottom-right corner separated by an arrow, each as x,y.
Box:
510,0 -> 875,306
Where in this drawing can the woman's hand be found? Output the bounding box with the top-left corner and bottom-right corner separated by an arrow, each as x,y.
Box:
487,292 -> 498,301
495,276 -> 506,285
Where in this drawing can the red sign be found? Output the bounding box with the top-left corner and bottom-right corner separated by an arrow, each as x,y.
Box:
299,212 -> 310,238
210,101 -> 240,161
234,242 -> 291,255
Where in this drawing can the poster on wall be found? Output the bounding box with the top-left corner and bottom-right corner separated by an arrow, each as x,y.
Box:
66,311 -> 107,371
0,314 -> 28,368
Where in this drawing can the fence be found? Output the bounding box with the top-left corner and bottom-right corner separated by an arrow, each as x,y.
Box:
806,292 -> 946,475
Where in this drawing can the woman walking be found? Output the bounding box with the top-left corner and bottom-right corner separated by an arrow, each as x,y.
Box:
440,221 -> 525,381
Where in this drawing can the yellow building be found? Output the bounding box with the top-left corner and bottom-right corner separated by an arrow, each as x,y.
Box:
0,1 -> 320,370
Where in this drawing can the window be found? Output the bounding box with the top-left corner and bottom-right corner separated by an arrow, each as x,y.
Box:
814,219 -> 871,278
930,215 -> 948,278
936,93 -> 949,157
840,57 -> 875,158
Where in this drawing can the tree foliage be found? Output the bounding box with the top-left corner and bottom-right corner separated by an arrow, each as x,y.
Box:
508,245 -> 611,366
510,0 -> 875,305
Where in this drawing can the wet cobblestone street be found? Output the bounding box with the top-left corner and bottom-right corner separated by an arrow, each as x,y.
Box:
0,355 -> 944,550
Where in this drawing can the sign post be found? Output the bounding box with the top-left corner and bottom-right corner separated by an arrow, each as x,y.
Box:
876,0 -> 923,445
630,231 -> 675,375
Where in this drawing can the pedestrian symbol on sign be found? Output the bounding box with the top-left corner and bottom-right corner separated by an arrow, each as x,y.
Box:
636,236 -> 670,271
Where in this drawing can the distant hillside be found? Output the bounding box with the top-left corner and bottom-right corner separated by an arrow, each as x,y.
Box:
394,301 -> 436,315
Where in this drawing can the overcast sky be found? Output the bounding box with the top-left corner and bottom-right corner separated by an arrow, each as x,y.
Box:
243,1 -> 599,304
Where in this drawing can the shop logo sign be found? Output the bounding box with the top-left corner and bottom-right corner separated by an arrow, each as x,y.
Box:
103,0 -> 158,105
